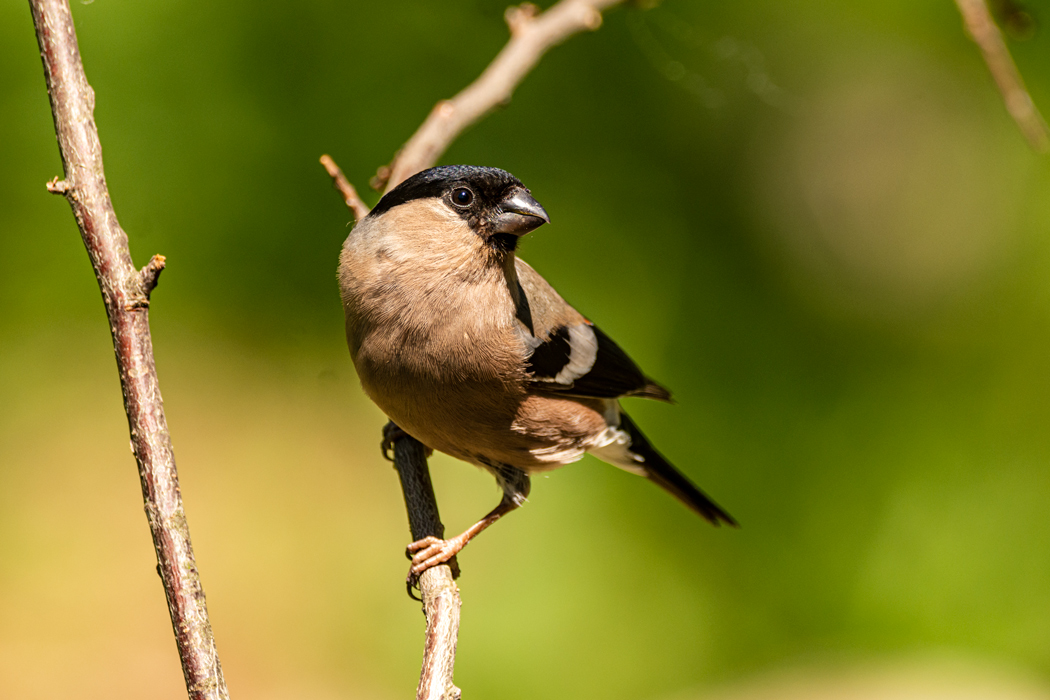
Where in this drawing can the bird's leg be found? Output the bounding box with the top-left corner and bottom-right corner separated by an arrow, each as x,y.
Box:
406,494 -> 522,577
406,464 -> 530,580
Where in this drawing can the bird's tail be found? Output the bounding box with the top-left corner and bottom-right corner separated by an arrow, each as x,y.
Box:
618,412 -> 738,527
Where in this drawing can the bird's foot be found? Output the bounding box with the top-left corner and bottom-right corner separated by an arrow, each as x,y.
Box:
405,535 -> 464,590
381,421 -> 409,461
381,421 -> 432,461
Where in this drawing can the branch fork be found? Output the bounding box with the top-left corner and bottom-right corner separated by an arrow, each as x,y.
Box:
367,0 -> 623,194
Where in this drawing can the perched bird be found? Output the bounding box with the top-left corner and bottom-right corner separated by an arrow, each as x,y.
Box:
339,165 -> 735,578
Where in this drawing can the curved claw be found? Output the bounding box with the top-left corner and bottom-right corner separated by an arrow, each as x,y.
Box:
381,421 -> 433,462
381,421 -> 407,462
406,578 -> 423,601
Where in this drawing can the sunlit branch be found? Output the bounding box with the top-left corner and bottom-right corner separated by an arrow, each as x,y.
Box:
29,1 -> 229,698
954,0 -> 1050,152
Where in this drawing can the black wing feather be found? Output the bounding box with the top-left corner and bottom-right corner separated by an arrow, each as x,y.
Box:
575,325 -> 671,400
524,326 -> 573,379
525,322 -> 672,402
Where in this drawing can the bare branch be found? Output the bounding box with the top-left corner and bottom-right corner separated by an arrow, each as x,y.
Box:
955,0 -> 1050,152
320,154 -> 371,223
376,0 -> 625,192
388,427 -> 462,700
28,2 -> 229,698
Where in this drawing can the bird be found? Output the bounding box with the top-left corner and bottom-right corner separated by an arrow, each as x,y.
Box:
338,165 -> 735,580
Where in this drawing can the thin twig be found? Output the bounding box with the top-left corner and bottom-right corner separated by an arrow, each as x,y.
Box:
140,254 -> 167,297
954,0 -> 1050,152
320,154 -> 371,223
28,2 -> 229,699
374,0 -> 625,192
389,429 -> 462,700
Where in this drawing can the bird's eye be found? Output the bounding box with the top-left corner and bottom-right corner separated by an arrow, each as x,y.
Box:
451,188 -> 474,207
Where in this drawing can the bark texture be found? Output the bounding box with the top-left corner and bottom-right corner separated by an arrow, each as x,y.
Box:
29,2 -> 229,698
391,432 -> 463,700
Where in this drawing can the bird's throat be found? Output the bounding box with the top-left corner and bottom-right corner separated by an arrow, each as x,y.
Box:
491,232 -> 519,253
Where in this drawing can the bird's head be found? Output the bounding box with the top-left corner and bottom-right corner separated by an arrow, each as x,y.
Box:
367,165 -> 550,254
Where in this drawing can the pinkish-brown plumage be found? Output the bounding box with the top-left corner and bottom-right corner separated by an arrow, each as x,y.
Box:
338,165 -> 734,578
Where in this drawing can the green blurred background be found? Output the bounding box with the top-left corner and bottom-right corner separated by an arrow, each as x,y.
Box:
3,1 -> 1050,698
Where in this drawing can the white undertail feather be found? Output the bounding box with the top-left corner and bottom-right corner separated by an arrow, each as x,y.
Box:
587,400 -> 648,476
588,438 -> 647,476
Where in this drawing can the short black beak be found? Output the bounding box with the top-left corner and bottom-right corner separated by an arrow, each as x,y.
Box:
493,188 -> 550,235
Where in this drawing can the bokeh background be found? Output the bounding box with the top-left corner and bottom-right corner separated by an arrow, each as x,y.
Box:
3,1 -> 1050,698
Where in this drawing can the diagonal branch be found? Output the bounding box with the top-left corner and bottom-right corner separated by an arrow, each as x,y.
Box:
954,0 -> 1050,152
374,0 -> 625,193
28,2 -> 229,699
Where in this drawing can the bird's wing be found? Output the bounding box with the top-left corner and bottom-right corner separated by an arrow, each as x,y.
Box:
514,259 -> 672,402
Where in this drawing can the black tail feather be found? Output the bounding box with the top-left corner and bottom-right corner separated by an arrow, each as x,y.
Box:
619,412 -> 738,528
